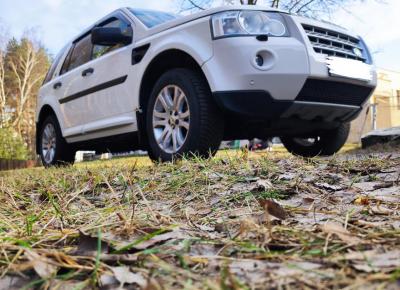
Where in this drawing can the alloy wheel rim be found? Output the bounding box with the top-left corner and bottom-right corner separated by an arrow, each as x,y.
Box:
41,123 -> 57,164
152,85 -> 190,154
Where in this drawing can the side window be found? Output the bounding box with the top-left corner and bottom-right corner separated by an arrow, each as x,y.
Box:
92,18 -> 133,60
67,34 -> 93,72
59,45 -> 74,75
43,46 -> 67,84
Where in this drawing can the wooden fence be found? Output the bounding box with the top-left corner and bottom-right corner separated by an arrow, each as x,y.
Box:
0,159 -> 40,171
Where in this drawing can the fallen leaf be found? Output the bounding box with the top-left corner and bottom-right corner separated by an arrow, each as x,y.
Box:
302,197 -> 315,204
256,179 -> 274,190
25,250 -> 58,279
354,182 -> 381,192
315,182 -> 342,191
111,266 -> 147,287
372,181 -> 395,190
356,220 -> 387,228
74,231 -> 109,255
0,275 -> 31,290
354,195 -> 370,205
370,205 -> 394,215
322,222 -> 361,245
120,229 -> 185,251
278,172 -> 297,181
340,250 -> 400,273
258,199 -> 287,220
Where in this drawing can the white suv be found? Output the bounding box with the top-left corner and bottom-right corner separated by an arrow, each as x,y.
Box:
36,6 -> 376,165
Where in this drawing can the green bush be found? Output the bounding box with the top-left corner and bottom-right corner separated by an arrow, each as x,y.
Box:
0,127 -> 29,160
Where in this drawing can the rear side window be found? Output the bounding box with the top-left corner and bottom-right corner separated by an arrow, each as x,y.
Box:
43,46 -> 67,84
60,46 -> 74,75
92,18 -> 133,59
67,34 -> 93,72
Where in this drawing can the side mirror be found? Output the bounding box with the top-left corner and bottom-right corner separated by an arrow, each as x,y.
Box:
91,27 -> 132,46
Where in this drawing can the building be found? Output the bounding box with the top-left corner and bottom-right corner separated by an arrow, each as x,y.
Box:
348,68 -> 400,143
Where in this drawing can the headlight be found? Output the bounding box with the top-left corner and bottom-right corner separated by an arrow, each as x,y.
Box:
211,11 -> 288,38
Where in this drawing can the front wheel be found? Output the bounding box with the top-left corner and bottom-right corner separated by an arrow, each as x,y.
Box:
146,68 -> 224,162
281,123 -> 350,158
39,115 -> 75,167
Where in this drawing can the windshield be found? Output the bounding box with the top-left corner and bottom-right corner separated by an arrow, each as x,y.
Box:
129,8 -> 178,28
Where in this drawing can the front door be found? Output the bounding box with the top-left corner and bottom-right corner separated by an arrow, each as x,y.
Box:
56,14 -> 136,139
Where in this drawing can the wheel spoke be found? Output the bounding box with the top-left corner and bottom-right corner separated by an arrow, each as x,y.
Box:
158,90 -> 171,112
44,126 -> 50,139
44,149 -> 51,162
162,129 -> 172,149
179,121 -> 190,130
163,88 -> 174,109
154,111 -> 169,119
179,110 -> 190,119
173,89 -> 184,111
172,129 -> 178,152
177,128 -> 185,146
153,119 -> 167,127
157,127 -> 169,144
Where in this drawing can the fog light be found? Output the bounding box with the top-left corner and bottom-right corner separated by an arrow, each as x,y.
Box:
255,54 -> 264,67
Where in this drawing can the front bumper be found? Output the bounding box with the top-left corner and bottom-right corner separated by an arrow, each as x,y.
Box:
203,14 -> 376,123
213,78 -> 375,123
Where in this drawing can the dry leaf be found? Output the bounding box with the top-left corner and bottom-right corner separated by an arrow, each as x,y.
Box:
112,266 -> 147,287
340,250 -> 400,273
322,222 -> 362,245
25,250 -> 58,279
258,199 -> 287,220
315,182 -> 342,191
370,205 -> 394,215
74,231 -> 109,256
256,179 -> 273,190
354,195 -> 370,205
132,229 -> 184,250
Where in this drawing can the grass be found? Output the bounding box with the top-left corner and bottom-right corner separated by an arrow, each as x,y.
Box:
0,147 -> 399,289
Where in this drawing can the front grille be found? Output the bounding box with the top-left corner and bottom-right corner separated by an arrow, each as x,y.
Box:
302,24 -> 366,62
296,79 -> 374,107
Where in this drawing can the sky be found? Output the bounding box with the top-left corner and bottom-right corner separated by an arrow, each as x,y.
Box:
0,0 -> 399,71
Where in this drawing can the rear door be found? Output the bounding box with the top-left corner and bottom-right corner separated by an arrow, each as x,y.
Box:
55,33 -> 96,137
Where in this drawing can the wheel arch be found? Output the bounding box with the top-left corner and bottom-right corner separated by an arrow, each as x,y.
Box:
137,49 -> 211,148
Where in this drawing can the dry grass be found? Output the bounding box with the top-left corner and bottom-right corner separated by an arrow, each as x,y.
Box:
0,148 -> 399,289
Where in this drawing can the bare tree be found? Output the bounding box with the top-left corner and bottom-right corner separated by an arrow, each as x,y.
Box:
180,0 -> 365,17
5,36 -> 50,152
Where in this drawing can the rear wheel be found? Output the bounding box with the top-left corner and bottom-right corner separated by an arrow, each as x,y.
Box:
281,123 -> 350,157
39,115 -> 75,167
146,68 -> 224,162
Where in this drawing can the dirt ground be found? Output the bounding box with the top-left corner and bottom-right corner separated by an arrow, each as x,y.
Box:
0,146 -> 399,289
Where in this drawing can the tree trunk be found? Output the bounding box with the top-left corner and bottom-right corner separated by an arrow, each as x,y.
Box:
0,51 -> 6,127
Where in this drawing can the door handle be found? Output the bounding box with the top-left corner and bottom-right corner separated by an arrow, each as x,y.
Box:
82,68 -> 94,77
53,82 -> 62,90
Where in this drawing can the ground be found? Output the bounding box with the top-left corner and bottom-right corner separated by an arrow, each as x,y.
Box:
0,146 -> 399,289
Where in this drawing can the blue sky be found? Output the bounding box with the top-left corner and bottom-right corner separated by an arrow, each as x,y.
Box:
0,0 -> 399,71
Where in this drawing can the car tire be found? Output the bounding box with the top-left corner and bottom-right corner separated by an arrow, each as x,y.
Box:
146,68 -> 224,162
39,115 -> 75,167
281,123 -> 350,158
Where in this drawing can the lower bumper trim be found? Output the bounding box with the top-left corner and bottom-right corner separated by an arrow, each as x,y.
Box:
213,90 -> 362,123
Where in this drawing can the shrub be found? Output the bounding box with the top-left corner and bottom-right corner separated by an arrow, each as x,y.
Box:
0,127 -> 29,160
